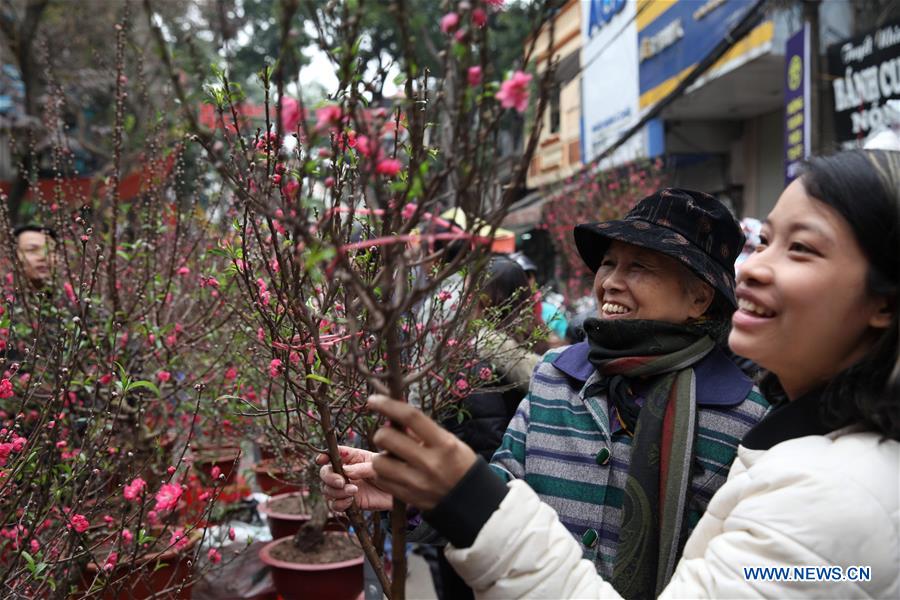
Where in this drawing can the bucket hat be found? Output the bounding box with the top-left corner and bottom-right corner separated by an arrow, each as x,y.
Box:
573,188 -> 744,309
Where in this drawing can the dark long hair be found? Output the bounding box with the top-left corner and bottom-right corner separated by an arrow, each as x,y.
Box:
767,150 -> 900,439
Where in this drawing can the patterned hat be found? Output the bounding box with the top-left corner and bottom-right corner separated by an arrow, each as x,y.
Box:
573,188 -> 745,309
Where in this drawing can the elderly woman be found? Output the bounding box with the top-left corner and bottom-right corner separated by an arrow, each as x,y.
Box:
320,189 -> 768,598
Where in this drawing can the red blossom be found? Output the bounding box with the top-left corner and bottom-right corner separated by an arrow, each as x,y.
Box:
69,514 -> 89,533
123,477 -> 147,502
496,70 -> 532,113
375,158 -> 402,177
472,7 -> 488,27
440,12 -> 460,33
156,370 -> 172,383
315,105 -> 343,131
268,359 -> 283,378
208,548 -> 222,564
467,66 -> 483,87
154,483 -> 182,512
0,378 -> 12,399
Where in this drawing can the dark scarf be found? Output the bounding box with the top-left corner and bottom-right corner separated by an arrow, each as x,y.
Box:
583,318 -> 715,599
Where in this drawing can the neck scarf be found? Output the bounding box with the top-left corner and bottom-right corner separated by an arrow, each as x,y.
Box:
583,318 -> 715,599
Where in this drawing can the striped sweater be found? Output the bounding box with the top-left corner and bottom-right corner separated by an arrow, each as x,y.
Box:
489,341 -> 769,580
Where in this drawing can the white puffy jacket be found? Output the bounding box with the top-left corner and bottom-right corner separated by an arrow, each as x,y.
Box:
445,428 -> 900,599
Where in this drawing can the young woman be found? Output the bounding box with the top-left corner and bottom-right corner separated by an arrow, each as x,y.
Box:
366,149 -> 900,598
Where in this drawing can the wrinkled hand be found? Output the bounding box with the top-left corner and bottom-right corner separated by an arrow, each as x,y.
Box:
315,446 -> 393,512
368,394 -> 477,511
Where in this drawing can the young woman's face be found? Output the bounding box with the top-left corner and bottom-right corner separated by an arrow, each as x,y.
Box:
593,241 -> 711,323
729,179 -> 889,399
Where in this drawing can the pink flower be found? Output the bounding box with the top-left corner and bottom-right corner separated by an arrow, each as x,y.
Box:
315,105 -> 343,131
69,514 -> 89,533
167,466 -> 176,475
496,70 -> 532,113
177,266 -> 190,276
0,378 -> 12,399
228,527 -> 236,541
472,8 -> 487,27
170,528 -> 190,551
123,477 -> 147,501
103,552 -> 118,572
280,96 -> 302,133
29,539 -> 39,553
154,483 -> 183,512
269,359 -> 283,378
440,12 -> 460,34
437,290 -> 452,302
156,370 -> 171,383
208,548 -> 222,564
98,373 -> 113,385
375,158 -> 402,177
211,466 -> 222,480
324,176 -> 335,188
455,379 -> 470,392
122,529 -> 133,543
63,281 -> 77,303
11,437 -> 26,452
224,367 -> 238,381
467,66 -> 482,87
479,367 -> 492,381
485,0 -> 504,7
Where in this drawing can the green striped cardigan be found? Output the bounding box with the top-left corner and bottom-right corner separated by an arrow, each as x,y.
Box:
489,341 -> 769,580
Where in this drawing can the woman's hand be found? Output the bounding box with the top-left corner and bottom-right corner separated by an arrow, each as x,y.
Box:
315,446 -> 394,512
368,394 -> 477,511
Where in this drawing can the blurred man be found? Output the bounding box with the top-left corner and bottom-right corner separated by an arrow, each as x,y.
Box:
14,225 -> 58,289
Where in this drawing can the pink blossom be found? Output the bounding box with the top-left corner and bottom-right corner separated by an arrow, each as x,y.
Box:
103,552 -> 118,572
455,379 -> 470,392
63,281 -> 77,303
269,359 -> 283,378
437,290 -> 452,302
228,527 -> 236,541
324,176 -> 335,188
454,28 -> 467,42
0,378 -> 12,399
98,373 -> 113,385
479,367 -> 492,381
122,529 -> 133,543
156,370 -> 171,383
123,477 -> 147,502
315,105 -> 343,131
280,96 -> 302,133
211,466 -> 222,480
224,367 -> 238,381
154,483 -> 183,512
375,158 -> 402,177
167,466 -> 176,475
485,0 -> 504,7
440,12 -> 460,33
11,437 -> 26,452
170,528 -> 190,551
472,8 -> 487,27
208,548 -> 222,564
496,70 -> 532,113
69,514 -> 89,533
177,266 -> 190,276
467,66 -> 483,87
29,539 -> 39,553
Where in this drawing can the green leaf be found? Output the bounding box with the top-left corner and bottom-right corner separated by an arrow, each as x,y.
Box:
306,373 -> 332,385
127,380 -> 162,397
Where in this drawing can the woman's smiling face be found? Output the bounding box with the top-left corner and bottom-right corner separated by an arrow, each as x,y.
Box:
729,178 -> 890,399
593,241 -> 712,324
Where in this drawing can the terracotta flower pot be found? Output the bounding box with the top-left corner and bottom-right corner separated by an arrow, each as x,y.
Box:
252,458 -> 306,496
81,531 -> 201,599
259,492 -> 353,540
191,447 -> 242,486
258,533 -> 363,600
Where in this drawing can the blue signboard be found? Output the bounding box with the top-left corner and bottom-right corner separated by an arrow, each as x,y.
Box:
638,0 -> 755,108
784,24 -> 810,184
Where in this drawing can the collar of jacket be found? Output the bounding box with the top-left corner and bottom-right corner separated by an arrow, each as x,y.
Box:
552,341 -> 753,408
740,388 -> 832,450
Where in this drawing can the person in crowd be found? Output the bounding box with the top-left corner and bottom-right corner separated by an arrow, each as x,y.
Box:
365,149 -> 900,598
510,251 -> 568,347
13,224 -> 58,289
320,189 -> 769,598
